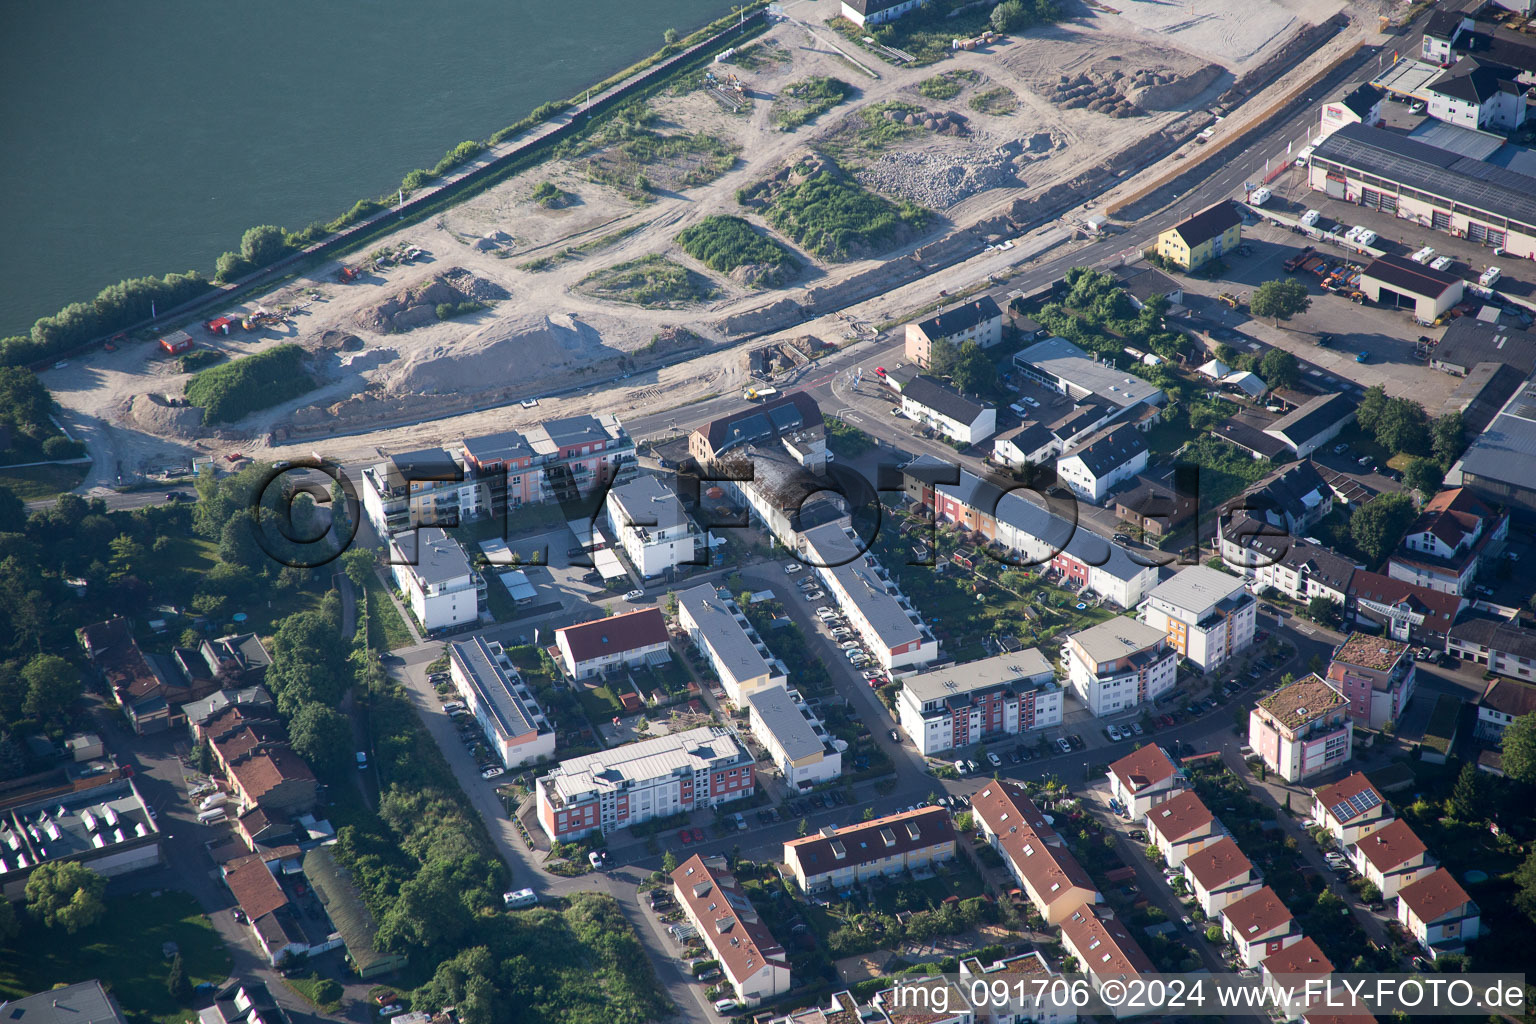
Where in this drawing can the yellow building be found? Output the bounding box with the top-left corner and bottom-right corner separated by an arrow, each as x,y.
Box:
1157,201 -> 1243,270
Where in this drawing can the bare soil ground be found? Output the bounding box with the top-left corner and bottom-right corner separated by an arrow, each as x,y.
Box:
42,0 -> 1358,490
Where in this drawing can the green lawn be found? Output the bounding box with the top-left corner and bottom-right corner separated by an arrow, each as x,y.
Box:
281,973 -> 343,1013
867,859 -> 988,915
0,890 -> 232,1024
0,462 -> 89,502
365,583 -> 415,650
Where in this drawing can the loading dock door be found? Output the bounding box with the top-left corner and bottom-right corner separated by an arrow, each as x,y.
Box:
1432,210 -> 1451,231
1325,173 -> 1346,200
1375,285 -> 1414,311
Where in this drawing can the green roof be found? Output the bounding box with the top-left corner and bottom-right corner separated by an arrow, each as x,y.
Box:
303,845 -> 407,978
1422,694 -> 1461,754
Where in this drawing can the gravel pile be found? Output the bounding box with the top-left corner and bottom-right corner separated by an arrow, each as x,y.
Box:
856,147 -> 1019,209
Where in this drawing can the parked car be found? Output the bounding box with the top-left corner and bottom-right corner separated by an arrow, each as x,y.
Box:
379,1007 -> 404,1018
480,767 -> 504,780
1057,737 -> 1072,754
1130,722 -> 1144,736
889,729 -> 900,743
784,563 -> 802,573
679,829 -> 694,845
987,752 -> 1002,768
714,999 -> 739,1015
804,590 -> 826,601
1105,724 -> 1123,741
1333,442 -> 1349,454
624,589 -> 645,602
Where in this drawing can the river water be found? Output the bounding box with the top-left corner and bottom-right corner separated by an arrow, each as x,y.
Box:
0,0 -> 732,338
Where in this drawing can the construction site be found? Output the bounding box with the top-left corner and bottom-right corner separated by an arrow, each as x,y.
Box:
39,0 -> 1386,485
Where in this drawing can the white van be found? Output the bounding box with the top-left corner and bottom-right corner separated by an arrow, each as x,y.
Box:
503,888 -> 538,909
197,808 -> 227,825
197,793 -> 226,812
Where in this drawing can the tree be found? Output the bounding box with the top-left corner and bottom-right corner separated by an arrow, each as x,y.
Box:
661,850 -> 679,873
289,704 -> 353,776
950,340 -> 997,395
21,654 -> 81,728
1205,924 -> 1223,943
1249,279 -> 1311,325
1502,712 -> 1536,786
954,811 -> 974,832
1356,385 -> 1389,434
797,817 -> 810,837
663,27 -> 679,44
107,533 -> 145,582
1448,762 -> 1491,821
240,225 -> 291,268
1258,348 -> 1300,390
341,546 -> 375,588
1349,492 -> 1416,566
928,338 -> 960,377
1431,411 -> 1466,466
991,0 -> 1026,32
1307,596 -> 1341,628
1374,397 -> 1430,457
1403,457 -> 1444,498
1514,847 -> 1536,925
166,952 -> 191,1003
25,861 -> 106,933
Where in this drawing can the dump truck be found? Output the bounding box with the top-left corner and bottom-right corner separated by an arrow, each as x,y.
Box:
1283,246 -> 1316,272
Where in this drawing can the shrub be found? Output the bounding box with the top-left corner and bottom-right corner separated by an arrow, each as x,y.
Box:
178,349 -> 226,373
435,301 -> 486,320
771,77 -> 855,131
759,167 -> 929,261
675,215 -> 797,278
184,344 -> 315,424
41,435 -> 84,460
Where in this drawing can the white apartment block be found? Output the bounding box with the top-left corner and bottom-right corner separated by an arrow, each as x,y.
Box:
1141,565 -> 1255,672
676,584 -> 786,705
896,651 -> 1060,755
800,521 -> 938,671
1064,617 -> 1177,717
605,475 -> 700,579
447,636 -> 556,768
746,687 -> 843,790
387,528 -> 485,633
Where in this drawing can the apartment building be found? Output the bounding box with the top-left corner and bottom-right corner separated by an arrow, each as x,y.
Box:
1182,837 -> 1262,918
1012,336 -> 1166,427
746,687 -> 843,790
1221,525 -> 1358,607
1351,819 -> 1435,899
460,414 -> 637,515
1221,886 -> 1302,968
1311,772 -> 1393,847
1348,571 -> 1463,647
554,607 -> 670,680
1058,905 -> 1154,1000
1396,868 -> 1481,955
800,521 -> 938,671
671,855 -> 792,1006
676,584 -> 786,705
387,528 -> 484,633
1387,488 -> 1508,596
782,808 -> 955,893
688,391 -> 826,465
535,725 -> 754,841
897,375 -> 997,445
1326,633 -> 1417,730
1064,616 -> 1178,718
972,781 -> 1101,925
1055,424 -> 1148,505
895,650 -> 1060,755
447,636 -> 555,768
1156,201 -> 1243,270
1249,674 -> 1354,783
605,475 -> 700,579
360,447 -> 479,538
1141,565 -> 1255,672
904,296 -> 1004,367
1106,744 -> 1185,821
959,951 -> 1073,1024
1452,618 -> 1536,684
1146,791 -> 1219,868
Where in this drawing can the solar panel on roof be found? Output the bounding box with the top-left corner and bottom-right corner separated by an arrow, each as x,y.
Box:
1349,790 -> 1381,815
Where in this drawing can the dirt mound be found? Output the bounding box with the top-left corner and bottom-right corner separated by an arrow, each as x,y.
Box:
309,329 -> 365,352
1124,65 -> 1225,110
856,144 -> 1020,209
125,393 -> 205,437
353,267 -> 510,333
377,312 -> 612,396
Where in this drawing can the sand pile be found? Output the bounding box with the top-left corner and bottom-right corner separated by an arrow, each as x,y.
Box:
378,312 -> 611,396
1125,65 -> 1225,110
125,393 -> 205,437
354,267 -> 511,333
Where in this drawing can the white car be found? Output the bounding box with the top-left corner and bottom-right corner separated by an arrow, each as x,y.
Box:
1299,209 -> 1320,228
1430,255 -> 1453,271
623,589 -> 644,602
714,998 -> 739,1014
1249,186 -> 1272,206
1480,266 -> 1502,287
503,888 -> 538,908
804,590 -> 826,601
784,563 -> 802,573
480,767 -> 504,780
986,752 -> 1002,768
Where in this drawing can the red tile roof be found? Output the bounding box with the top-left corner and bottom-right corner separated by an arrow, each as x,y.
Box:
1183,836 -> 1252,892
971,782 -> 1098,906
1223,886 -> 1294,941
80,618 -> 163,702
1313,773 -> 1386,825
1060,905 -> 1154,979
1108,745 -> 1177,794
229,746 -> 315,803
1409,487 -> 1496,551
1355,819 -> 1427,873
557,608 -> 669,665
1348,571 -> 1461,636
1147,791 -> 1213,843
1262,936 -> 1333,977
224,854 -> 289,921
785,807 -> 954,878
671,855 -> 788,987
1397,867 -> 1472,924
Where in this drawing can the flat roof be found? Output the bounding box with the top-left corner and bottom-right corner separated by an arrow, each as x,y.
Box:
389,527 -> 473,586
1257,673 -> 1347,729
1332,632 -> 1409,672
1015,337 -> 1162,409
1070,616 -> 1169,665
746,687 -> 825,762
448,636 -> 546,742
1433,317 -> 1536,376
801,522 -> 928,652
1147,564 -> 1248,614
544,725 -> 750,804
900,650 -> 1053,705
1455,376 -> 1536,488
678,584 -> 777,686
1370,57 -> 1446,100
608,475 -> 688,533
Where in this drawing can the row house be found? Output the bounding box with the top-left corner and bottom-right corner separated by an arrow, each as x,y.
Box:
1249,674 -> 1354,783
895,650 -> 1061,755
1064,616 -> 1177,718
1326,632 -> 1417,730
535,725 -> 753,841
1475,675 -> 1536,742
782,807 -> 955,893
746,687 -> 843,791
897,374 -> 997,446
1183,837 -> 1261,918
605,475 -> 702,579
1311,772 -> 1393,847
1387,488 -> 1508,596
671,855 -> 792,1007
1396,868 -> 1481,955
1453,618 -> 1536,685
1351,819 -> 1435,900
1058,905 -> 1155,1006
1221,886 -> 1302,968
554,607 -> 670,680
801,521 -> 938,671
1220,521 -> 1358,608
1141,565 -> 1256,673
676,584 -> 786,705
1106,744 -> 1185,821
1146,790 -> 1219,869
971,781 -> 1101,925
204,705 -> 318,818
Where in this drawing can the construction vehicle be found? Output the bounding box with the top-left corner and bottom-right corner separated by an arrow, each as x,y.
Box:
1283,246 -> 1315,272
742,386 -> 779,401
1218,292 -> 1243,309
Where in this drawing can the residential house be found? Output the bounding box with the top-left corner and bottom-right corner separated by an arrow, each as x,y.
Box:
1311,772 -> 1393,847
1058,905 -> 1154,1000
184,687 -> 274,744
1396,867 -> 1481,954
971,781 -> 1100,925
676,584 -> 787,705
1320,83 -> 1385,136
1065,617 -> 1178,718
746,687 -> 843,790
1141,565 -> 1256,672
1156,201 -> 1243,271
1263,393 -> 1357,458
605,475 -> 700,579
1454,618 -> 1536,684
1421,11 -> 1472,63
1183,837 -> 1262,918
688,391 -> 826,466
1145,790 -> 1219,868
79,618 -> 179,735
554,607 -> 671,680
1222,525 -> 1358,608
222,855 -> 306,967
782,807 -> 955,893
1055,424 -> 1148,505
1424,59 -> 1528,132
905,296 -> 1004,367
1260,938 -> 1334,995
1,983 -> 127,1024
1387,488 -> 1508,596
800,521 -> 938,671
447,636 -> 556,769
671,854 -> 792,1006
1348,571 -> 1463,646
1351,819 -> 1435,899
199,981 -> 292,1024
387,527 -> 484,633
895,650 -> 1061,755
1112,477 -> 1196,539
1227,461 -> 1333,537
536,725 -> 753,841
839,0 -> 930,27
762,991 -> 862,1024
1111,263 -> 1184,310
204,705 -> 318,817
1249,674 -> 1353,783
1106,744 -> 1185,821
1326,632 -> 1417,730
959,951 -> 1074,1024
1475,675 -> 1536,741
899,375 -> 997,445
1221,886 -> 1302,968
